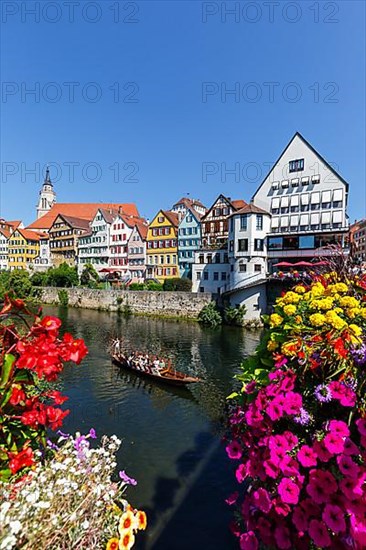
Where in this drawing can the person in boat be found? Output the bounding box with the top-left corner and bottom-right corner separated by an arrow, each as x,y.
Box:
113,339 -> 121,356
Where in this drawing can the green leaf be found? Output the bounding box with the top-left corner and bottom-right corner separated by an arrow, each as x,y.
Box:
0,386 -> 12,408
227,392 -> 239,400
0,354 -> 16,388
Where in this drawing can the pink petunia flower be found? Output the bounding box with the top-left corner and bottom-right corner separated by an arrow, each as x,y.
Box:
273,498 -> 291,517
257,517 -> 273,546
282,391 -> 302,415
263,459 -> 280,479
322,503 -> 346,534
292,506 -> 308,532
306,470 -> 337,504
297,445 -> 317,467
239,531 -> 258,550
313,440 -> 332,462
252,487 -> 272,513
337,454 -> 360,478
356,417 -> 366,436
323,432 -> 345,455
226,440 -> 243,460
308,519 -> 331,547
343,437 -> 360,456
236,463 -> 247,483
274,524 -> 292,549
282,430 -> 298,450
329,420 -> 350,438
350,513 -> 366,548
278,478 -> 300,505
267,398 -> 284,421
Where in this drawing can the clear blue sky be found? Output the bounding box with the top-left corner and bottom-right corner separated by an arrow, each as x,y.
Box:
1,0 -> 365,225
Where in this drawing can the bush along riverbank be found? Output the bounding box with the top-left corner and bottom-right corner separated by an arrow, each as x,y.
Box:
0,294 -> 146,549
225,269 -> 366,549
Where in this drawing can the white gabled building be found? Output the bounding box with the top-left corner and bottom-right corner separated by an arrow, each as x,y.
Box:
127,223 -> 148,282
0,229 -> 9,270
109,213 -> 136,278
33,234 -> 52,271
77,208 -> 115,275
252,132 -> 349,271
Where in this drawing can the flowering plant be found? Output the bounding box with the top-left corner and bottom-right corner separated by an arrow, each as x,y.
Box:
226,271 -> 366,549
0,294 -> 87,479
0,294 -> 146,549
0,431 -> 146,549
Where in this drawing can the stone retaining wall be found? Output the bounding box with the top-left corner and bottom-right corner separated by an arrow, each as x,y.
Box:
39,287 -> 213,319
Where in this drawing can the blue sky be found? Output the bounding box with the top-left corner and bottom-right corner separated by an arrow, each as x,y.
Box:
1,0 -> 365,224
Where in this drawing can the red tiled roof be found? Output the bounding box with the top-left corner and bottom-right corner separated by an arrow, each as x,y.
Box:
17,228 -> 41,241
54,215 -> 91,230
185,205 -> 203,221
229,203 -> 270,216
27,203 -> 140,230
231,199 -> 247,210
162,210 -> 180,227
0,228 -> 11,238
135,221 -> 148,240
174,197 -> 206,209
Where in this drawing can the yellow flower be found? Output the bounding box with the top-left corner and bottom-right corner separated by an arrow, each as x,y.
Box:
360,308 -> 366,319
119,531 -> 135,550
106,539 -> 120,550
282,291 -> 301,304
310,282 -> 325,298
294,285 -> 306,294
119,511 -> 138,536
339,296 -> 360,309
310,298 -> 334,311
295,315 -> 302,324
267,340 -> 278,351
135,511 -> 147,531
333,282 -> 349,294
270,313 -> 284,327
349,324 -> 362,336
346,307 -> 361,319
325,311 -> 346,330
309,313 -> 326,327
283,304 -> 297,316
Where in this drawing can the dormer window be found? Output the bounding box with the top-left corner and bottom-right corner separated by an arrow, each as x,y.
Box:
311,174 -> 320,184
289,159 -> 304,172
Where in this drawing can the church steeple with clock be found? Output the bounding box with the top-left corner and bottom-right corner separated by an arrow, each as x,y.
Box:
36,167 -> 56,219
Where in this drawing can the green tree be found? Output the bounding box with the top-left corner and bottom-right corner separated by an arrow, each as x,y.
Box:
80,264 -> 100,287
46,263 -> 79,288
223,304 -> 247,326
30,271 -> 47,287
163,278 -> 192,291
7,270 -> 32,299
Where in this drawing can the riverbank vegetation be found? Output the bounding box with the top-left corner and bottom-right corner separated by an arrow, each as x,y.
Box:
225,269 -> 366,549
0,295 -> 146,549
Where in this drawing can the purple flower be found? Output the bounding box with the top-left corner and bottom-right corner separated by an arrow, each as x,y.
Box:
314,384 -> 332,403
57,430 -> 71,439
294,407 -> 311,425
89,428 -> 97,439
47,439 -> 59,451
119,470 -> 137,486
351,344 -> 366,366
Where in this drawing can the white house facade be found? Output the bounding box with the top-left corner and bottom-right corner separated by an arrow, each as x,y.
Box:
191,247 -> 229,294
109,213 -> 135,278
33,235 -> 52,271
0,230 -> 9,270
77,209 -> 114,274
252,132 -> 349,272
127,223 -> 148,282
226,204 -> 271,291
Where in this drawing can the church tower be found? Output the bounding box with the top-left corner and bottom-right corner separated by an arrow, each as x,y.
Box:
36,167 -> 56,219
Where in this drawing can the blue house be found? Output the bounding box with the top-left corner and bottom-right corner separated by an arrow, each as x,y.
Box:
178,207 -> 202,278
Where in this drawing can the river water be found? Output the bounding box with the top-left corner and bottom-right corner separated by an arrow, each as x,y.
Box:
46,306 -> 261,550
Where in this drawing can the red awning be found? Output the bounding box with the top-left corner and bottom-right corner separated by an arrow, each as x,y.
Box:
293,261 -> 313,267
273,262 -> 293,267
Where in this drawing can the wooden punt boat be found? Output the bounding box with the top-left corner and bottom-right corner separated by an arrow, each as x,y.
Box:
111,353 -> 201,387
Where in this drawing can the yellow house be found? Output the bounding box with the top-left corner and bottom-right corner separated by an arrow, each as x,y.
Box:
8,228 -> 41,271
146,210 -> 179,282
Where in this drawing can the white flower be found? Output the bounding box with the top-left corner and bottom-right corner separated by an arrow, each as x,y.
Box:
26,490 -> 39,504
0,535 -> 16,549
81,520 -> 89,530
9,521 -> 22,535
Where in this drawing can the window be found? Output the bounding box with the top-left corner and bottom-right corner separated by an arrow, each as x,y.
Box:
199,254 -> 204,264
215,254 -> 221,263
204,271 -> 209,280
221,272 -> 226,280
239,263 -> 247,272
271,181 -> 279,190
214,208 -> 222,217
271,217 -> 279,230
254,264 -> 262,272
158,216 -> 164,223
283,236 -> 299,250
268,237 -> 283,250
291,178 -> 299,187
311,174 -> 320,184
238,239 -> 248,252
213,272 -> 219,281
256,214 -> 263,230
207,254 -> 212,263
240,214 -> 248,230
289,158 -> 304,172
254,239 -> 264,251
281,180 -> 289,189
299,235 -> 315,249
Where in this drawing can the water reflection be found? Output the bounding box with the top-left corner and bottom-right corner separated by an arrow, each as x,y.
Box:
45,306 -> 260,549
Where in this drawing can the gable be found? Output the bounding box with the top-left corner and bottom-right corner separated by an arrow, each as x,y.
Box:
252,132 -> 349,211
202,194 -> 232,221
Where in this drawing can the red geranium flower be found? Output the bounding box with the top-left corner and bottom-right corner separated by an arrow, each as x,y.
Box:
9,386 -> 26,406
40,316 -> 62,332
8,447 -> 34,474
